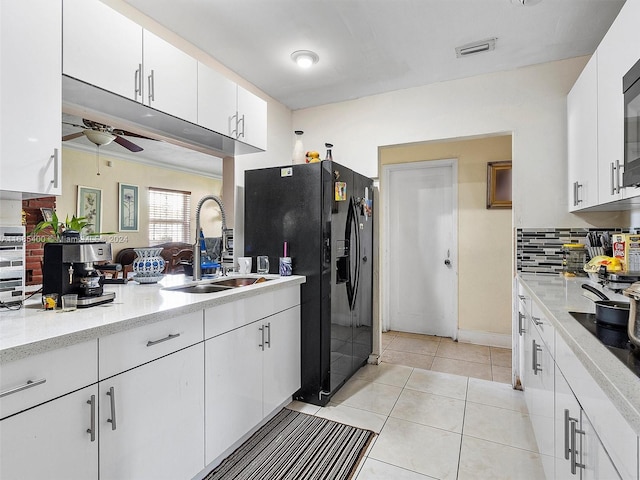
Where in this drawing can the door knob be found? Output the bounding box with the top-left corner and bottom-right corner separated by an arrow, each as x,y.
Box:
444,259 -> 451,266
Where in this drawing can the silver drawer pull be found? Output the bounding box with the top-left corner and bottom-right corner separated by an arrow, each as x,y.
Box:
146,333 -> 181,347
106,386 -> 117,431
87,394 -> 96,442
0,378 -> 47,398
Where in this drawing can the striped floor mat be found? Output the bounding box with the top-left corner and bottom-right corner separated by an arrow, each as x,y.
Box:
204,408 -> 375,480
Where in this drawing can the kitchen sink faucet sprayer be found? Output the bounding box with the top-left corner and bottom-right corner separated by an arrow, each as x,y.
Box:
193,195 -> 227,281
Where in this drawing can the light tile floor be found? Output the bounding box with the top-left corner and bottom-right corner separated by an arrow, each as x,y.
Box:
381,331 -> 513,384
288,363 -> 546,480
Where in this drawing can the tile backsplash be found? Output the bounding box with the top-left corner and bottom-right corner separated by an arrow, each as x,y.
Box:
516,228 -> 637,275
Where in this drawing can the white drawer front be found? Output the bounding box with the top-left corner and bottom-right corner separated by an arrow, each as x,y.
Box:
555,333 -> 638,479
531,302 -> 554,355
0,340 -> 97,419
205,286 -> 300,339
99,311 -> 203,379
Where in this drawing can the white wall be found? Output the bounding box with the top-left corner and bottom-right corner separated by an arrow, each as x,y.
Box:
291,56 -> 627,229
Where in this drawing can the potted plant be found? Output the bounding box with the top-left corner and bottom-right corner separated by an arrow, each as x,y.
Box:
31,210 -> 109,242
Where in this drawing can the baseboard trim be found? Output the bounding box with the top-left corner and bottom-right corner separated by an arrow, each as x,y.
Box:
457,329 -> 511,348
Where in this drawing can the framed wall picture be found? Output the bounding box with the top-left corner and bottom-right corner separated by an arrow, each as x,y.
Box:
77,186 -> 102,234
40,207 -> 54,222
486,161 -> 512,209
119,183 -> 139,232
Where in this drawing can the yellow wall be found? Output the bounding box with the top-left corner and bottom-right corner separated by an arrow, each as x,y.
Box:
380,134 -> 512,337
57,148 -> 223,257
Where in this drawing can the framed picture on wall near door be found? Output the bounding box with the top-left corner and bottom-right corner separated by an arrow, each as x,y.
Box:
486,161 -> 512,209
119,183 -> 139,232
77,186 -> 102,234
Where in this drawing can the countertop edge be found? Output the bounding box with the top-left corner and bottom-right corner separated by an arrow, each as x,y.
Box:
518,273 -> 640,435
0,275 -> 306,364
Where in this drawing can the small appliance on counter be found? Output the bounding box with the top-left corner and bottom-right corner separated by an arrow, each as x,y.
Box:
0,226 -> 26,306
43,242 -> 116,308
623,282 -> 640,349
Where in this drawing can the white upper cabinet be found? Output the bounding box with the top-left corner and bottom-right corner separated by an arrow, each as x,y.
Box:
142,30 -> 198,123
567,55 -> 599,211
197,62 -> 238,137
63,0 -> 143,102
237,86 -> 268,151
63,0 -> 197,123
598,0 -> 640,201
0,0 -> 62,197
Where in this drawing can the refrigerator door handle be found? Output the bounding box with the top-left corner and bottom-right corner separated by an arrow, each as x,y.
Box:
350,198 -> 361,310
345,198 -> 355,308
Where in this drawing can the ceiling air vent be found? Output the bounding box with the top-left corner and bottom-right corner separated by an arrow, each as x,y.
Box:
455,38 -> 497,58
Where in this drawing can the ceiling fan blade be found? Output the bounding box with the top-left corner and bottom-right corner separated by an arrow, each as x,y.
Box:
114,134 -> 144,152
62,121 -> 86,129
62,132 -> 85,141
113,129 -> 155,140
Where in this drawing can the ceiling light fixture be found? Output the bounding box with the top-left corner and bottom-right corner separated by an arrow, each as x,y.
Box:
511,0 -> 542,5
291,50 -> 319,69
455,38 -> 497,58
83,129 -> 116,146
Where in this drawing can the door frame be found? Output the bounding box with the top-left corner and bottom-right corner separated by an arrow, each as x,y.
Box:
381,159 -> 459,337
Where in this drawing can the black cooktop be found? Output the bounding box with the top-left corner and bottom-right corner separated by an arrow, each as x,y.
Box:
569,312 -> 640,379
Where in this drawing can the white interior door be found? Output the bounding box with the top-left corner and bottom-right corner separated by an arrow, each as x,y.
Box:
384,160 -> 457,338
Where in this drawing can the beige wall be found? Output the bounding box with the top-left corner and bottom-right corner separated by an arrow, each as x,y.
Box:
380,134 -> 512,337
57,148 -> 223,257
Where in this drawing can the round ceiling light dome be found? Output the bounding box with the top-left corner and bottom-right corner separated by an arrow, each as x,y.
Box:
291,50 -> 319,69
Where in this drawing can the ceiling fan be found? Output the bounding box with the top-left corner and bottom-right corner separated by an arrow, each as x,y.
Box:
62,118 -> 148,152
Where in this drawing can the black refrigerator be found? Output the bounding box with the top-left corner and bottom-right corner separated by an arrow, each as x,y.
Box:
245,160 -> 373,406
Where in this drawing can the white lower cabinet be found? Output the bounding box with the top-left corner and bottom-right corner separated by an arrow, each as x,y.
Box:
555,366 -> 621,479
205,305 -> 301,464
99,343 -> 205,480
521,316 -> 555,479
0,385 -> 98,480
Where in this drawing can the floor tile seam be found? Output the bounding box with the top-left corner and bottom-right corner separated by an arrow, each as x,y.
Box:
386,411 -> 464,436
385,346 -> 438,356
464,397 -> 526,414
360,458 -> 440,479
402,384 -> 468,402
459,432 -> 542,455
457,376 -> 471,480
432,353 -> 491,366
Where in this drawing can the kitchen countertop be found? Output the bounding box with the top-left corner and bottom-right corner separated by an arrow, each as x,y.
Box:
0,273 -> 305,364
518,273 -> 640,434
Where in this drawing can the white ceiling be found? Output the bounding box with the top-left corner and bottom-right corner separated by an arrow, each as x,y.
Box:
123,0 -> 625,111
69,0 -> 624,176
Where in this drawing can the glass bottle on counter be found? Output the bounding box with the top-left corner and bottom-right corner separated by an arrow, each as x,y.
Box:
292,130 -> 305,165
562,243 -> 587,276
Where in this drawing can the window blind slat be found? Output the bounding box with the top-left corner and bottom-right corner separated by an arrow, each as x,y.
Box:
148,188 -> 191,244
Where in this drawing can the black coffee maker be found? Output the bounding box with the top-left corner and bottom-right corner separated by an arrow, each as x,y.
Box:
42,242 -> 116,308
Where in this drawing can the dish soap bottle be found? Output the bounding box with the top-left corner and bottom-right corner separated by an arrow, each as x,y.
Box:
292,130 -> 305,165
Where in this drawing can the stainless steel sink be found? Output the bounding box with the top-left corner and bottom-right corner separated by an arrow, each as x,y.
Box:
171,284 -> 234,294
214,277 -> 268,287
163,276 -> 270,294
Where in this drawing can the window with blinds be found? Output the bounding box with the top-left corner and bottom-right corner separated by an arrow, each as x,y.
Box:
148,187 -> 191,244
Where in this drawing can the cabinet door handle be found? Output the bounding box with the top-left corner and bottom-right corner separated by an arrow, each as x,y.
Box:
518,312 -> 526,335
265,322 -> 271,348
86,394 -> 96,442
611,161 -> 617,195
106,386 -> 117,431
51,148 -> 59,188
574,182 -> 583,206
146,333 -> 180,347
134,63 -> 142,99
258,325 -> 265,351
570,420 -> 586,474
148,70 -> 155,103
564,409 -> 579,460
230,112 -> 238,138
0,378 -> 46,398
532,339 -> 542,375
238,114 -> 245,139
615,159 -> 622,194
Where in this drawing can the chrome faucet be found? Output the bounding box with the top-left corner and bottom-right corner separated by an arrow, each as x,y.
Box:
193,195 -> 227,281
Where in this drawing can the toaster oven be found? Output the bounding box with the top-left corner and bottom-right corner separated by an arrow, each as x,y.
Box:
0,226 -> 26,306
